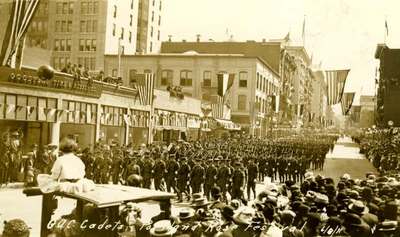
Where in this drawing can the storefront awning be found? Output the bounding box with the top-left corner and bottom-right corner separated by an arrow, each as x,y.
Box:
214,118 -> 241,131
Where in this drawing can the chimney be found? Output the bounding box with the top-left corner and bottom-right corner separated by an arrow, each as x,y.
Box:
196,34 -> 201,42
262,38 -> 266,42
182,39 -> 186,42
168,35 -> 172,42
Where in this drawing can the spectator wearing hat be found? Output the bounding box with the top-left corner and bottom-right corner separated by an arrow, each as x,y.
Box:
303,213 -> 322,237
2,219 -> 30,237
280,210 -> 304,237
149,220 -> 176,237
342,213 -> 371,237
209,186 -> 225,210
151,201 -> 177,225
260,203 -> 283,237
230,207 -> 257,237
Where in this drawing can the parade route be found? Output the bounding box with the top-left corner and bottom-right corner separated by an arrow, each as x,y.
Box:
315,136 -> 377,182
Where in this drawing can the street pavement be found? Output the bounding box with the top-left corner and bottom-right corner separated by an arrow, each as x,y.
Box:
0,136 -> 377,236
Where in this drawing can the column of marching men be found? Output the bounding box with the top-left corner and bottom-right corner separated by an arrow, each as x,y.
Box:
69,134 -> 336,202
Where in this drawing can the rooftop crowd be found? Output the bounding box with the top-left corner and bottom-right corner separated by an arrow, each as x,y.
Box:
1,131 -> 400,237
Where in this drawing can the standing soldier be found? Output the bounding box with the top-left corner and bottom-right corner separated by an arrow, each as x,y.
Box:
153,154 -> 166,191
204,159 -> 218,200
111,151 -> 123,184
100,150 -> 113,184
177,158 -> 191,202
142,153 -> 154,189
190,159 -> 205,194
216,160 -> 231,202
247,159 -> 258,200
231,162 -> 245,200
38,145 -> 51,174
165,154 -> 179,193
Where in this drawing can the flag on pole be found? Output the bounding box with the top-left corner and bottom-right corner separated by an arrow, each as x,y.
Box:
325,69 -> 350,105
0,0 -> 41,66
341,92 -> 355,116
385,18 -> 389,40
136,73 -> 155,105
217,73 -> 235,97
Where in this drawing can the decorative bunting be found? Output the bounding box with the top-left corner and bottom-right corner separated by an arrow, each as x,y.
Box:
48,108 -> 56,117
86,107 -> 92,123
6,104 -> 15,114
123,114 -> 131,126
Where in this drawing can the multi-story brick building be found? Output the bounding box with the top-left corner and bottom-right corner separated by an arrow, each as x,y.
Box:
136,0 -> 163,54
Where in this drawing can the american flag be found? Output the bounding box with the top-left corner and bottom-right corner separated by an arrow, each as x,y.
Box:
211,96 -> 224,119
325,69 -> 350,105
0,0 -> 41,66
341,92 -> 355,116
136,73 -> 155,106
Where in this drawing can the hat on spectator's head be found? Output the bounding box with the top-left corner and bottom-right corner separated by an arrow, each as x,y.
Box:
221,205 -> 235,221
297,204 -> 310,216
304,171 -> 314,181
348,200 -> 369,215
178,208 -> 195,221
384,201 -> 398,221
150,220 -> 176,237
233,207 -> 255,225
280,210 -> 296,225
2,219 -> 31,237
341,173 -> 351,181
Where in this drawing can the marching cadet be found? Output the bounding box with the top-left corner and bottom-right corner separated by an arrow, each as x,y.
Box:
165,154 -> 179,193
100,149 -> 113,184
111,150 -> 124,184
190,159 -> 205,194
231,162 -> 245,200
142,152 -> 154,189
153,153 -> 166,191
204,159 -> 218,200
247,158 -> 258,200
216,159 -> 231,202
177,157 -> 191,202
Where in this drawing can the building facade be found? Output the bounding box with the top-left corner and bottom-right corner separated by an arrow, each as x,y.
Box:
359,95 -> 375,128
310,69 -> 328,128
375,44 -> 400,127
104,53 -> 280,136
136,0 -> 163,54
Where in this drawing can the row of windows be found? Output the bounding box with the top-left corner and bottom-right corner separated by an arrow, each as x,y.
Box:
27,37 -> 47,49
150,12 -> 162,26
80,20 -> 98,33
112,25 -> 133,43
150,27 -> 161,40
30,20 -> 48,33
79,39 -> 97,52
54,39 -> 72,51
159,70 -> 248,88
256,72 -> 277,95
56,2 -> 74,14
81,1 -> 99,15
53,57 -> 71,70
55,20 -> 72,33
0,93 -> 57,122
62,100 -> 97,124
77,57 -> 96,70
36,2 -> 49,15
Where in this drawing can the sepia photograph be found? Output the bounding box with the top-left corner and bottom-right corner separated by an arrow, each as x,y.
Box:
0,0 -> 400,236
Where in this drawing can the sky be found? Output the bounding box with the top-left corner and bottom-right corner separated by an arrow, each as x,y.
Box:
161,0 -> 400,105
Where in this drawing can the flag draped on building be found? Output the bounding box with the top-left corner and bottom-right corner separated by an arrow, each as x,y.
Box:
0,0 -> 41,66
211,96 -> 224,119
325,69 -> 350,105
341,92 -> 355,116
217,73 -> 235,97
136,73 -> 155,106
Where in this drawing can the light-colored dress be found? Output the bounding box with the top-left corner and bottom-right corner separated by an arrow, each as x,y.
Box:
37,153 -> 95,194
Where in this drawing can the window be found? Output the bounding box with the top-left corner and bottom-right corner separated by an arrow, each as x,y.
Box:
60,39 -> 66,51
203,71 -> 211,87
131,0 -> 134,9
81,2 -> 87,14
61,21 -> 66,32
92,20 -> 97,32
66,39 -> 71,51
153,0 -> 155,6
238,95 -> 247,111
129,69 -> 137,84
113,5 -> 117,18
91,39 -> 96,51
54,39 -> 60,51
67,20 -> 72,32
157,30 -> 160,40
159,0 -> 162,10
150,42 -> 153,52
88,2 -> 93,14
112,69 -> 118,77
151,11 -> 154,22
85,39 -> 91,51
69,2 -> 74,14
161,70 -> 173,86
158,16 -> 161,26
180,70 -> 192,86
86,20 -> 92,32
80,20 -> 86,32
79,39 -> 84,51
62,2 -> 68,14
121,27 -> 124,39
56,2 -> 62,14
144,69 -> 152,74
150,27 -> 153,37
129,31 -> 132,43
55,21 -> 60,32
112,24 -> 116,36
93,1 -> 99,14
239,71 -> 248,88
90,58 -> 96,70
130,14 -> 133,26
